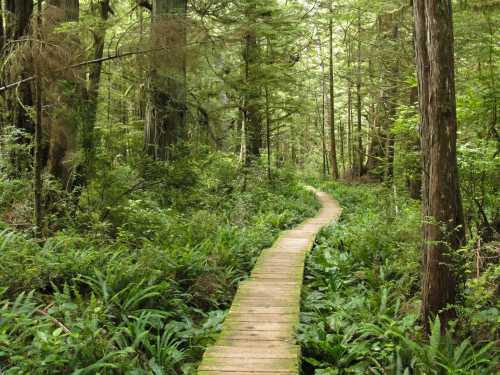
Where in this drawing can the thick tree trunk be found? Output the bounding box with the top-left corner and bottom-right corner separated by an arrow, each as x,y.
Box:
384,23 -> 401,180
48,0 -> 79,20
80,0 -> 112,184
145,0 -> 187,161
243,29 -> 262,162
45,0 -> 81,189
4,1 -> 34,148
328,2 -> 339,179
367,16 -> 401,180
414,0 -> 466,335
5,0 -> 33,39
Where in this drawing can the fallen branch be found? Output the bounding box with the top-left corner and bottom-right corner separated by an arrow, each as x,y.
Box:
36,304 -> 71,334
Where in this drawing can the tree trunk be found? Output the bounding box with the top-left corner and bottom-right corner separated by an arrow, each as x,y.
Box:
413,0 -> 466,335
329,2 -> 339,179
45,0 -> 81,189
145,0 -> 187,161
265,86 -> 272,180
4,0 -> 34,151
80,0 -> 112,184
347,39 -> 353,175
355,10 -> 363,177
243,28 -> 261,163
33,0 -> 43,239
317,36 -> 327,178
366,15 -> 401,180
48,0 -> 79,20
5,0 -> 33,39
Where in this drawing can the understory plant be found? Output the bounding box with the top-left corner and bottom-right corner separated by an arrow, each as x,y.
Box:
0,154 -> 319,374
298,182 -> 499,374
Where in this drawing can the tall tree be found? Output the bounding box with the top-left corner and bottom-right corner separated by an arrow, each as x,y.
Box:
4,1 -> 34,147
45,0 -> 81,188
413,0 -> 466,334
328,1 -> 339,179
144,0 -> 187,161
242,5 -> 262,163
354,8 -> 363,177
33,0 -> 43,238
80,0 -> 112,184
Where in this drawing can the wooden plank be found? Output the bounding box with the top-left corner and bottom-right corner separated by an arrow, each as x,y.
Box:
222,321 -> 295,333
226,313 -> 298,323
204,345 -> 299,359
199,357 -> 298,372
197,187 -> 342,375
199,371 -> 295,375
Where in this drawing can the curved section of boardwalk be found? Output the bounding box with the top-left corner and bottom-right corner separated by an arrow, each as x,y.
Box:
198,187 -> 342,375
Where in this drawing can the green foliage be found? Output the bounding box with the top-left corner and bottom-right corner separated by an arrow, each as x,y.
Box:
0,154 -> 318,373
298,182 -> 499,374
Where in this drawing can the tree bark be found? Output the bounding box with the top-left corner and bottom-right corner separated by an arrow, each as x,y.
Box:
265,86 -> 272,180
5,0 -> 33,39
243,26 -> 262,163
347,39 -> 353,175
45,0 -> 81,189
144,0 -> 187,161
4,1 -> 34,150
355,9 -> 363,177
317,36 -> 327,178
413,0 -> 466,335
366,14 -> 401,180
33,0 -> 43,239
329,2 -> 339,179
80,0 -> 112,184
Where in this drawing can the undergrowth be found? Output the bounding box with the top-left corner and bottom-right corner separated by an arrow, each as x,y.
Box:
0,153 -> 319,374
298,181 -> 499,374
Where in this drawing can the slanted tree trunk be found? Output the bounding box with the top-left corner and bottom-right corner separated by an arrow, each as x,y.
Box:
145,0 -> 187,161
328,2 -> 339,180
413,0 -> 466,335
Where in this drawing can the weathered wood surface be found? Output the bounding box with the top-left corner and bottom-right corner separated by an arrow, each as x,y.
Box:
198,187 -> 342,375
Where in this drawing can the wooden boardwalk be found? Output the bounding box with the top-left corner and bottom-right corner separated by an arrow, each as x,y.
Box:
198,187 -> 342,375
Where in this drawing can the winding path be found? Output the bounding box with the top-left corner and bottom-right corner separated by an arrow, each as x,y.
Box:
198,187 -> 342,375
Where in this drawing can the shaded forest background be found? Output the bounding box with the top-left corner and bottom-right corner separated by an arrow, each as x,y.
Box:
0,0 -> 498,373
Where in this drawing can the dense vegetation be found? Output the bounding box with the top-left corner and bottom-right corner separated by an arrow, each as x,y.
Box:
1,160 -> 318,373
0,0 -> 498,373
299,182 -> 499,374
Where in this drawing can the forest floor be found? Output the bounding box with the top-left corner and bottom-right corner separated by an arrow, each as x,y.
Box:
198,187 -> 341,374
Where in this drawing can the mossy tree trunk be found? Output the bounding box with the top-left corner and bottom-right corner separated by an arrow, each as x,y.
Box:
243,27 -> 262,163
144,0 -> 187,161
4,0 -> 34,153
328,1 -> 339,180
414,0 -> 466,335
